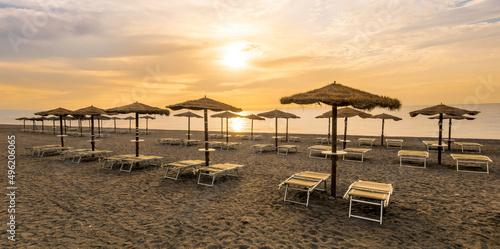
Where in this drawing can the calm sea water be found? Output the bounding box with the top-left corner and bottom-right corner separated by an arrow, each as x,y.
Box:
2,103 -> 499,139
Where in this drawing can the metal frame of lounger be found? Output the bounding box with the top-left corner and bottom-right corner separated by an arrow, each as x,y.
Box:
314,137 -> 331,145
222,142 -> 241,150
385,139 -> 403,148
342,148 -> 372,162
71,150 -> 112,164
197,163 -> 244,186
209,141 -> 225,150
279,171 -> 331,207
451,154 -> 491,174
307,145 -> 331,159
288,137 -> 300,143
343,180 -> 393,224
358,138 -> 375,147
454,142 -> 482,153
251,144 -> 274,153
398,150 -> 429,168
102,154 -> 137,170
277,145 -> 299,155
164,160 -> 206,180
119,156 -> 163,172
250,135 -> 262,141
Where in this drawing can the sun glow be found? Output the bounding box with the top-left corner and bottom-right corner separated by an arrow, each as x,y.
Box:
230,118 -> 246,132
221,43 -> 250,68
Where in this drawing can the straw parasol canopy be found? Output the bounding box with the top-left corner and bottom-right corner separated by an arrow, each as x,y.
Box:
244,114 -> 265,138
409,104 -> 479,164
280,81 -> 401,197
71,106 -> 108,151
174,111 -> 203,139
258,109 -> 299,148
211,111 -> 242,143
107,102 -> 170,157
370,113 -> 402,146
35,107 -> 73,147
140,115 -> 156,134
428,114 -> 475,150
167,96 -> 242,167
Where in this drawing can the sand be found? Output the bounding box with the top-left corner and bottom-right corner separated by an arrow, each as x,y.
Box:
0,124 -> 499,248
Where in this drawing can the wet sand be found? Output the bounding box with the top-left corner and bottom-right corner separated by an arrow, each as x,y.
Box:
0,124 -> 499,248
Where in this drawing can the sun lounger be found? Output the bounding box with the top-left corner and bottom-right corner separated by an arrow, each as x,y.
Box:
235,134 -> 250,140
307,145 -> 332,159
288,136 -> 300,143
398,150 -> 429,168
164,159 -> 206,180
277,145 -> 299,155
37,146 -> 74,157
422,141 -> 446,151
314,137 -> 331,145
342,148 -> 372,162
25,144 -> 59,155
222,142 -> 241,150
209,134 -> 223,139
197,163 -> 244,186
119,156 -> 163,172
58,148 -> 92,160
451,154 -> 492,174
208,141 -> 225,149
358,138 -> 376,147
343,180 -> 393,224
385,139 -> 403,148
251,144 -> 274,153
181,139 -> 200,147
250,135 -> 262,140
71,150 -> 113,164
453,142 -> 482,153
102,154 -> 137,169
278,171 -> 331,207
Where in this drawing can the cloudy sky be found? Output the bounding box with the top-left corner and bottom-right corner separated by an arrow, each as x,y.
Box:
0,0 -> 499,111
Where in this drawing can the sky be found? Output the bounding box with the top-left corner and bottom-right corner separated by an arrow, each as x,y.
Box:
0,0 -> 499,112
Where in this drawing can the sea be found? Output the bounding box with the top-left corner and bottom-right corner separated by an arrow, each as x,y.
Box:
1,103 -> 499,140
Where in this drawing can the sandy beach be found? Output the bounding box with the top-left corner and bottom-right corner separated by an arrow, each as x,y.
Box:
1,124 -> 499,248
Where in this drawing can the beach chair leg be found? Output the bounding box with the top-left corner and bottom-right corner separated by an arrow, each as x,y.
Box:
380,201 -> 384,225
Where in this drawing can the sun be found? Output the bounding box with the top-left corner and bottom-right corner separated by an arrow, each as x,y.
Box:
221,43 -> 249,68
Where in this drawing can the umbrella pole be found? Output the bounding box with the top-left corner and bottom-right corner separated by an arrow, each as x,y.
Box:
59,117 -> 64,147
204,109 -> 210,166
328,117 -> 331,141
129,120 -> 131,133
91,115 -> 95,151
220,118 -> 223,136
285,118 -> 289,142
188,117 -> 191,140
146,118 -> 149,134
381,119 -> 385,146
226,118 -> 229,143
331,106 -> 338,198
114,119 -> 116,133
343,117 -> 348,149
251,120 -> 254,138
135,113 -> 140,157
448,119 -> 452,150
275,117 -> 278,150
438,113 -> 443,165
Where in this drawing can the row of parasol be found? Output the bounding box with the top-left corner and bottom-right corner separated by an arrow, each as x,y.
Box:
27,82 -> 480,197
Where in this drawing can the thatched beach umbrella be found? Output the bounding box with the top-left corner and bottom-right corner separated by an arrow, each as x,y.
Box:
211,111 -> 242,143
257,109 -> 299,148
71,106 -> 108,151
15,117 -> 29,131
124,116 -> 135,132
280,81 -> 401,197
244,114 -> 265,138
370,113 -> 402,146
140,115 -> 156,134
319,107 -> 372,149
107,102 -> 170,157
35,107 -> 73,147
428,114 -> 475,150
410,104 -> 479,165
174,111 -> 203,139
167,96 -> 242,167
